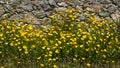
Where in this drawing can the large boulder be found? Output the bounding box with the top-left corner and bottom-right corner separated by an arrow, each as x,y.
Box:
0,5 -> 5,16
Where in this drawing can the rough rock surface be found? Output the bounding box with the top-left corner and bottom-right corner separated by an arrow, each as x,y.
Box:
0,0 -> 120,26
0,5 -> 5,16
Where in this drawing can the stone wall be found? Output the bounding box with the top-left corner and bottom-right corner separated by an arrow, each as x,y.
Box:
0,0 -> 120,25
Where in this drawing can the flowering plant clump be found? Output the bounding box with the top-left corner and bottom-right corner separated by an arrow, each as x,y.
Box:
0,9 -> 120,67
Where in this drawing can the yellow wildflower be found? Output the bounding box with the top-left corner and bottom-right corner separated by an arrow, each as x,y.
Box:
37,56 -> 41,60
103,54 -> 106,58
80,45 -> 84,48
0,51 -> 2,54
53,65 -> 57,68
81,35 -> 87,40
40,64 -> 45,67
55,49 -> 59,54
97,44 -> 100,48
17,61 -> 21,64
0,66 -> 4,68
31,45 -> 36,49
23,45 -> 27,49
82,57 -> 85,60
86,63 -> 91,67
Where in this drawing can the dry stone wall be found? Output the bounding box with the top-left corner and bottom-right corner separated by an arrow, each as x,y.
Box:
0,0 -> 120,25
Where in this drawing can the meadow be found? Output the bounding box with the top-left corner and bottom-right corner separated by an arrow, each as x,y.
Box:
0,9 -> 120,68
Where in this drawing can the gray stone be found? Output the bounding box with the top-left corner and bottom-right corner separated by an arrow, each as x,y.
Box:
40,0 -> 49,7
48,0 -> 57,6
8,0 -> 20,4
0,5 -> 5,16
0,1 -> 5,4
10,1 -> 21,8
85,0 -> 98,3
101,7 -> 108,12
32,0 -> 40,6
45,11 -> 52,17
9,13 -> 39,24
22,0 -> 31,4
111,13 -> 120,21
77,0 -> 84,6
99,11 -> 110,17
103,4 -> 112,8
76,5 -> 83,10
55,0 -> 64,3
86,5 -> 101,13
72,0 -> 81,6
5,4 -> 13,11
23,13 -> 40,24
40,17 -> 50,25
112,0 -> 120,6
58,2 -> 68,7
54,7 -> 67,12
32,5 -> 37,10
16,4 -> 33,11
118,7 -> 120,11
44,0 -> 49,4
39,1 -> 51,11
66,1 -> 75,8
32,10 -> 46,19
36,5 -> 43,10
10,14 -> 23,21
107,5 -> 116,13
115,9 -> 120,14
15,8 -> 25,13
22,4 -> 33,11
44,5 -> 52,11
101,0 -> 111,4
